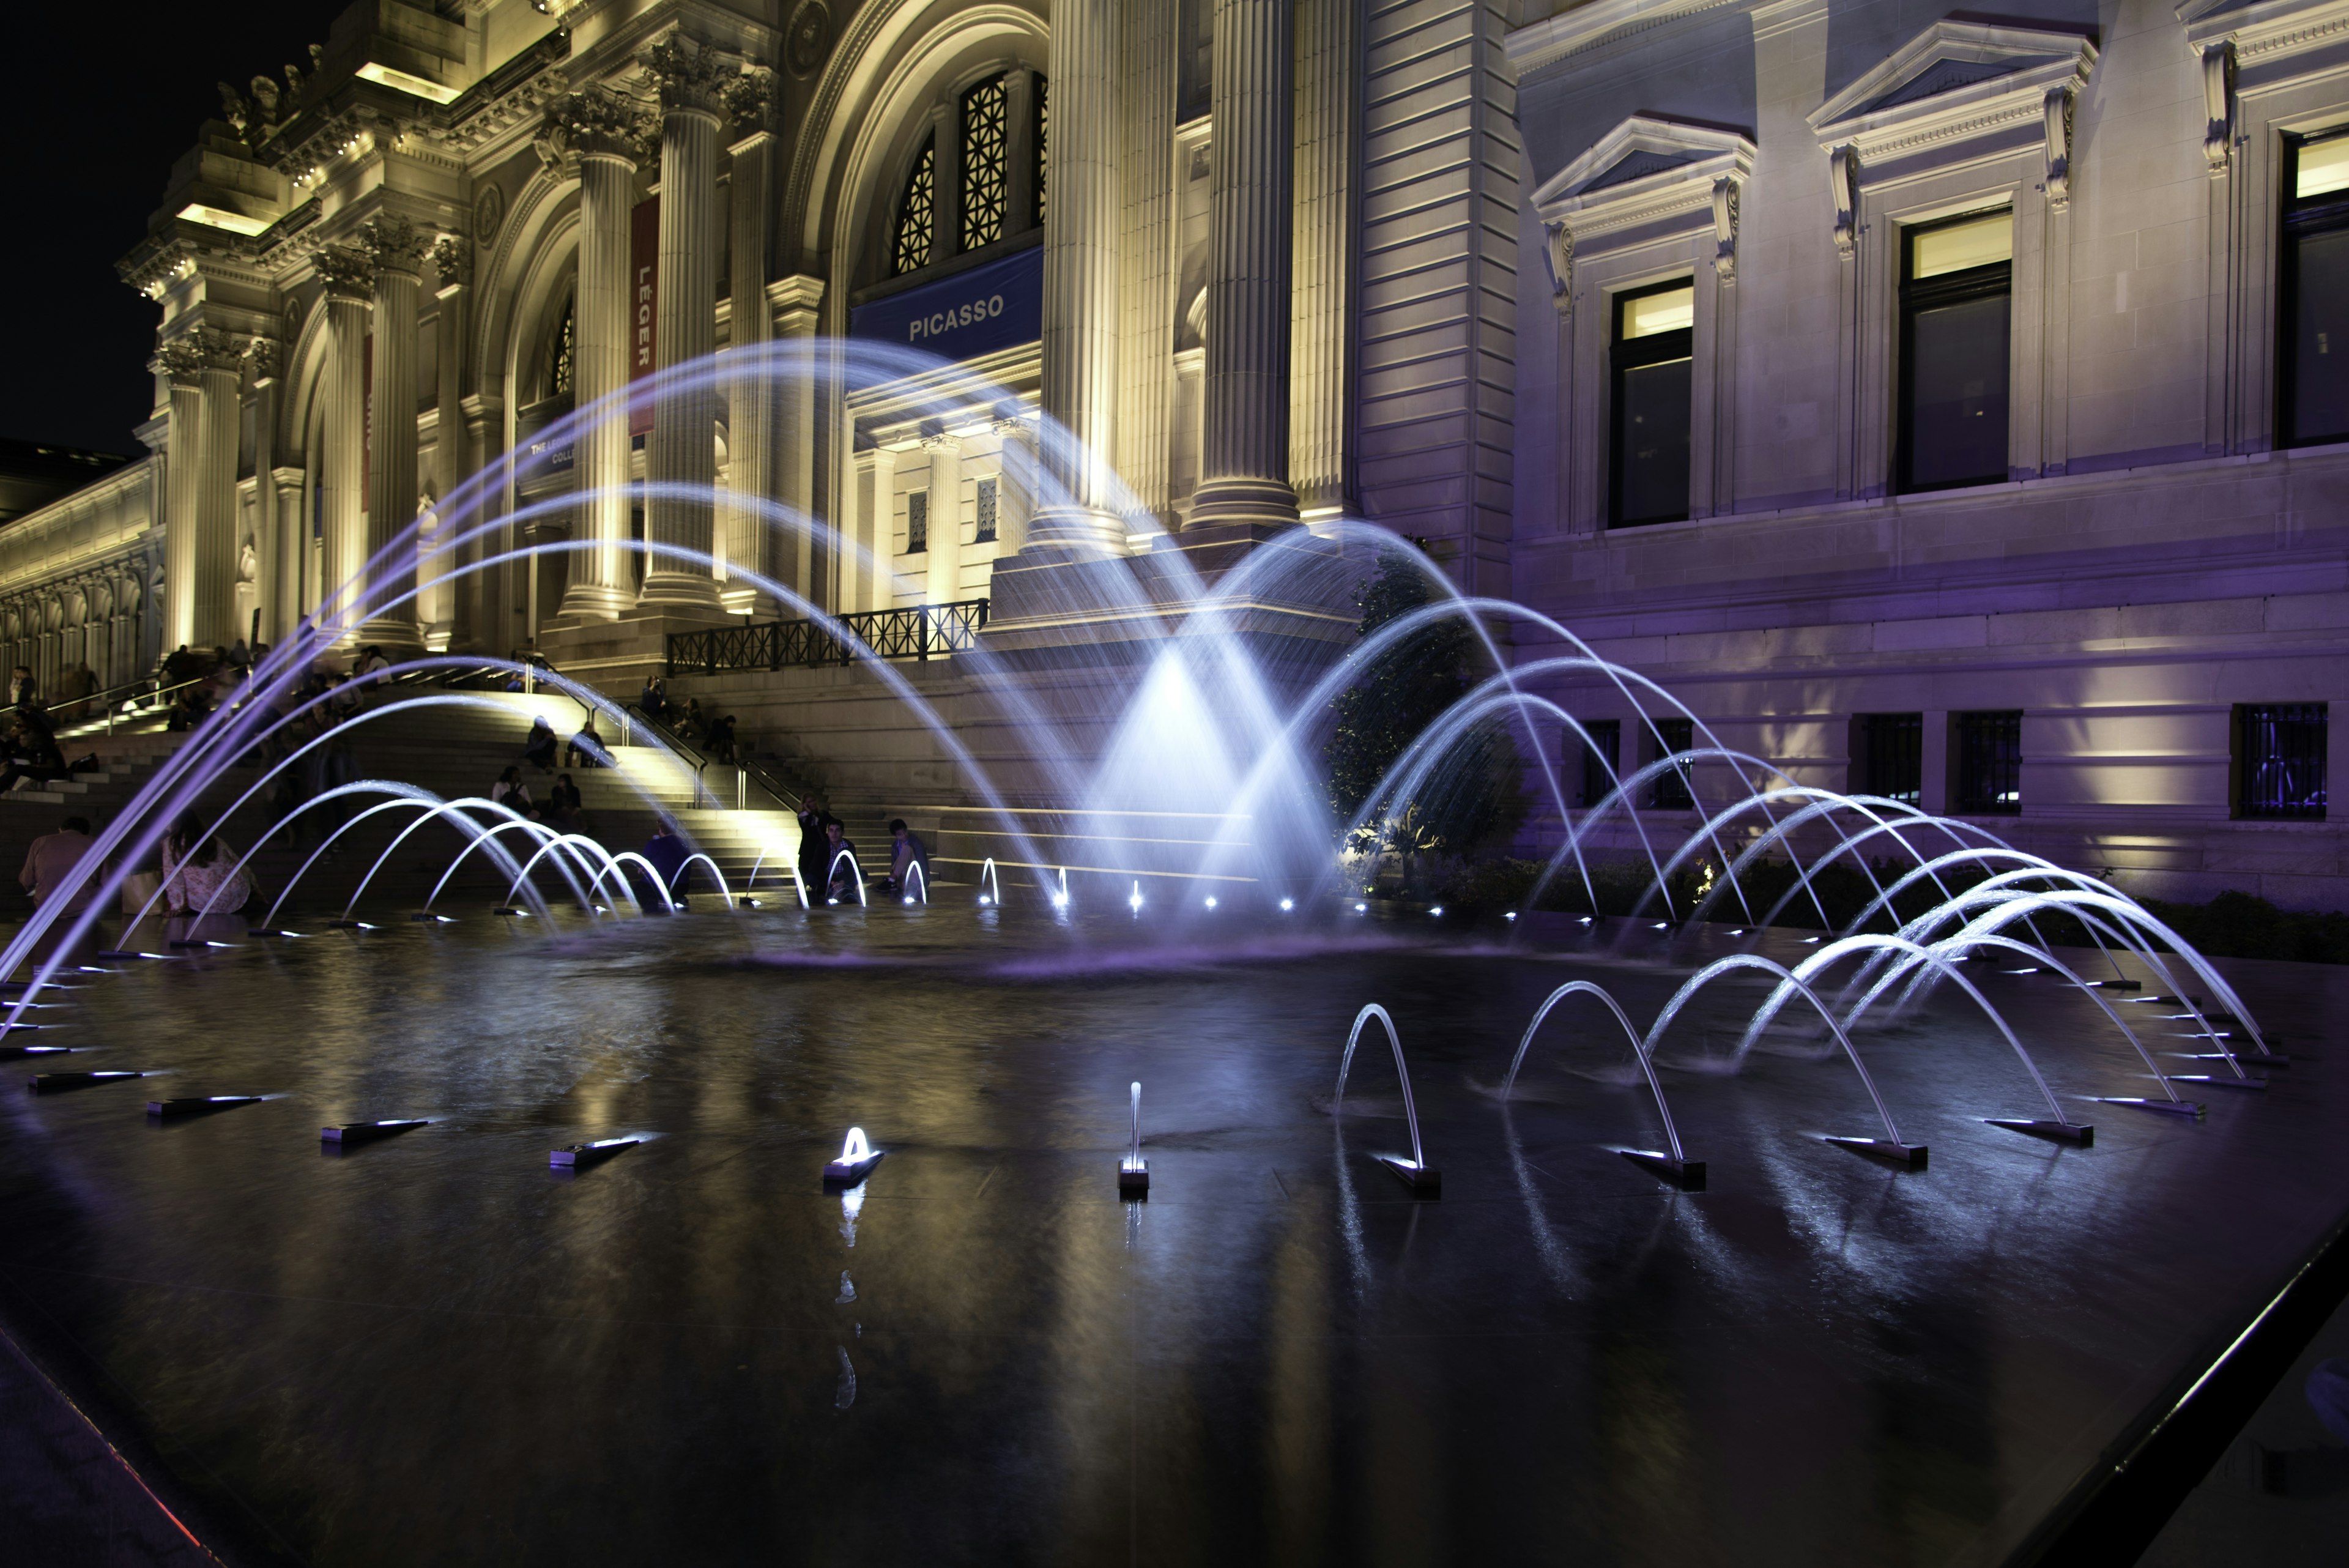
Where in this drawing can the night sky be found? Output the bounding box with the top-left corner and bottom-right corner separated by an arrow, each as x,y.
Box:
2,3 -> 344,456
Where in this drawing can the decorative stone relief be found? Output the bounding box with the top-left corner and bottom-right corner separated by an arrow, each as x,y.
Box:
2044,86 -> 2076,210
722,67 -> 777,136
785,1 -> 832,78
1829,144 -> 1859,259
314,243 -> 377,298
540,87 -> 656,164
431,236 -> 471,290
473,183 -> 505,249
1712,176 -> 1740,281
1542,221 -> 1573,303
358,215 -> 431,277
245,336 -> 282,379
2201,41 -> 2236,176
644,32 -> 733,117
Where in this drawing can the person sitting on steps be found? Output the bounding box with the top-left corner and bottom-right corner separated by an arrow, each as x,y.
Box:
566,711 -> 608,770
522,715 -> 558,773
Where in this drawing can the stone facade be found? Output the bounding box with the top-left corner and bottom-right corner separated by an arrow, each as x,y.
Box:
0,0 -> 2337,902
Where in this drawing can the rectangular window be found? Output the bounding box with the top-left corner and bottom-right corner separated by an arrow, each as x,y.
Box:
907,490 -> 929,554
2236,703 -> 2328,819
1649,716 -> 1693,809
1953,710 -> 2022,816
1576,719 -> 1621,809
1898,209 -> 2011,493
1852,713 -> 1923,805
2280,131 -> 2349,449
974,476 -> 998,543
1609,280 -> 1694,527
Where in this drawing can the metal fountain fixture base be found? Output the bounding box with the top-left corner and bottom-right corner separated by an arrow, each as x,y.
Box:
1619,1149 -> 1707,1190
1376,1154 -> 1442,1194
147,1096 -> 264,1118
2172,1074 -> 2266,1092
322,1120 -> 429,1146
1824,1136 -> 1929,1169
1984,1118 -> 2095,1146
26,1071 -> 146,1094
1119,1160 -> 1149,1197
551,1138 -> 638,1170
2096,1096 -> 2207,1120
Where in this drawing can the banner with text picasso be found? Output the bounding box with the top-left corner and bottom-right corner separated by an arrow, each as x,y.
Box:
847,245 -> 1042,368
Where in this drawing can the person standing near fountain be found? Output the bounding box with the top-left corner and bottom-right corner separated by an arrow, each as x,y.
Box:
823,819 -> 861,904
796,793 -> 834,899
885,820 -> 929,897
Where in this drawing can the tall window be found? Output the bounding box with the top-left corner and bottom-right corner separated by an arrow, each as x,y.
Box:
1649,716 -> 1694,809
893,139 -> 935,277
2280,131 -> 2349,448
907,490 -> 929,555
1898,209 -> 2011,492
1953,710 -> 2021,816
1609,281 -> 1693,527
961,76 -> 1009,250
1576,719 -> 1621,808
974,477 -> 998,543
2236,704 -> 2328,819
1852,712 -> 1922,805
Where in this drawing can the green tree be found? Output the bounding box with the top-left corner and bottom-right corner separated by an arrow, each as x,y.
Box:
1323,546 -> 1526,873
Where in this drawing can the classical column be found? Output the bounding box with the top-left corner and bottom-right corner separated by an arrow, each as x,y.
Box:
1290,0 -> 1354,513
544,89 -> 650,621
923,431 -> 962,607
316,245 -> 374,635
1191,0 -> 1300,529
156,339 -> 207,655
270,465 -> 306,636
866,444 -> 897,610
770,274 -> 824,609
360,215 -> 428,648
462,394 -> 509,653
245,337 -> 282,644
722,73 -> 778,615
432,237 -> 476,648
193,338 -> 241,649
638,34 -> 730,612
1116,12 -> 1176,527
995,412 -> 1036,556
1030,0 -> 1124,551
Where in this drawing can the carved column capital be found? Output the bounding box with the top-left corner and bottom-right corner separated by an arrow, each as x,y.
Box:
155,337 -> 209,385
358,214 -> 430,278
245,336 -> 283,379
431,235 -> 472,291
643,32 -> 732,121
314,243 -> 377,300
721,67 -> 776,139
541,87 -> 653,165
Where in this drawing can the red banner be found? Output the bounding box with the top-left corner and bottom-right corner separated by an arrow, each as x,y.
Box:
629,196 -> 659,436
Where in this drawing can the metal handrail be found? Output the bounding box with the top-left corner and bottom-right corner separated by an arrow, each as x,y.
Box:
664,598 -> 990,677
623,702 -> 811,814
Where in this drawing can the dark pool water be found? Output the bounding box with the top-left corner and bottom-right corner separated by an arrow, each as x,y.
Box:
2,904 -> 2344,1566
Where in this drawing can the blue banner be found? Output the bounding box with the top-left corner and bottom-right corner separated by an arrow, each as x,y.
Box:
848,245 -> 1043,365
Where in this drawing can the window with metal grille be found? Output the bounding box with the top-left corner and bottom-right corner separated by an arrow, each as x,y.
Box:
2280,130 -> 2349,448
1852,712 -> 1923,805
548,295 -> 574,401
1953,710 -> 2022,815
2236,703 -> 2328,819
1575,719 -> 1620,809
961,76 -> 1009,250
1649,716 -> 1694,809
892,140 -> 935,277
1898,209 -> 2011,493
906,490 -> 929,555
974,477 -> 998,543
1034,77 -> 1048,227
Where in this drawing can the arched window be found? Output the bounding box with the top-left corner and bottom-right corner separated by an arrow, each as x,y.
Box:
894,138 -> 935,276
961,75 -> 1009,249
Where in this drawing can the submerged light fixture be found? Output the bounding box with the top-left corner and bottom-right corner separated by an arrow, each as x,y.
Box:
825,1127 -> 885,1187
322,1119 -> 429,1146
551,1137 -> 639,1170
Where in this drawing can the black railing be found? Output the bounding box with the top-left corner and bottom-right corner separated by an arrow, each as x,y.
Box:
666,600 -> 990,676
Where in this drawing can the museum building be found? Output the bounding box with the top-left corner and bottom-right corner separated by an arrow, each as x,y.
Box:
1,0 -> 2344,902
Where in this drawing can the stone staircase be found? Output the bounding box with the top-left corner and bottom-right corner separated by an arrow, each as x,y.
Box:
0,689 -> 806,917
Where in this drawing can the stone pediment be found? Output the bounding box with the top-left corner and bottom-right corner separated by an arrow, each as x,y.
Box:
1532,116 -> 1754,222
1809,18 -> 2098,158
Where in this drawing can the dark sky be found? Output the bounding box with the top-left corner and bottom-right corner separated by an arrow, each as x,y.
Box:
1,3 -> 344,455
